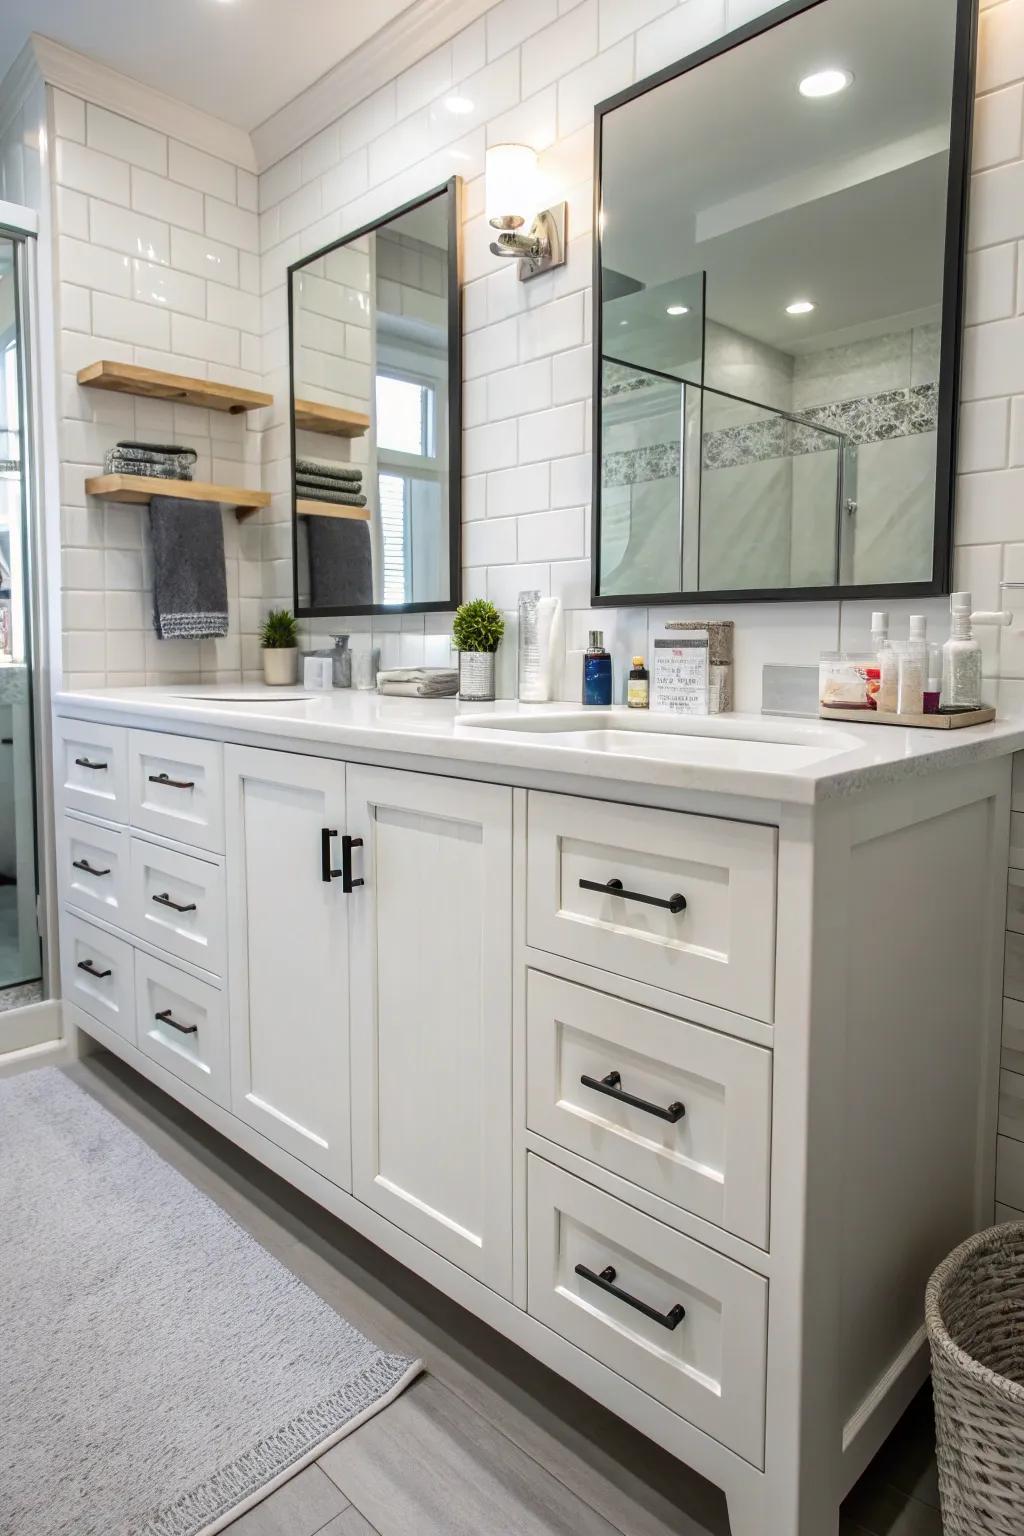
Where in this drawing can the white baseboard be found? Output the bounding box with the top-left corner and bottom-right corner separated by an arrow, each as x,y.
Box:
0,996 -> 61,1057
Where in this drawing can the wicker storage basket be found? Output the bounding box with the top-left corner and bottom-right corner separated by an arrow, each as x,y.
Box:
926,1223 -> 1024,1535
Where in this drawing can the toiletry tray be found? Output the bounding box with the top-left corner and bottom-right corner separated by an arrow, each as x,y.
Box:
819,706 -> 995,729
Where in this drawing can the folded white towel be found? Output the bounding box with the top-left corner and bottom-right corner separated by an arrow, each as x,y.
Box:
377,667 -> 458,698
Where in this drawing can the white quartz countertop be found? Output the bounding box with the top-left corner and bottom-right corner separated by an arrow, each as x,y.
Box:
53,684 -> 1024,805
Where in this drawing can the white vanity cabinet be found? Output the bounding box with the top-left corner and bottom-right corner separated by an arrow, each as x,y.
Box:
55,696 -> 1014,1536
224,745 -> 351,1187
347,764 -> 514,1295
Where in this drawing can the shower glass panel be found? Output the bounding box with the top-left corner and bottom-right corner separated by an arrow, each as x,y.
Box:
0,233 -> 40,1003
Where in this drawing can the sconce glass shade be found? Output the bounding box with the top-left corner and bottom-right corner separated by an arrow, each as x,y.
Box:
485,143 -> 539,230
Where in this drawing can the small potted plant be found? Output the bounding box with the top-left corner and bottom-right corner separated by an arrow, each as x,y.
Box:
452,599 -> 505,702
260,608 -> 299,686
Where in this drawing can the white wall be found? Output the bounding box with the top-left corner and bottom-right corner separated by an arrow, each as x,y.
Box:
43,0 -> 1024,711
52,94 -> 264,688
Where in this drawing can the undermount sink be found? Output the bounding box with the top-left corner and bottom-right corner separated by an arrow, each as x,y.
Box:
457,709 -> 861,770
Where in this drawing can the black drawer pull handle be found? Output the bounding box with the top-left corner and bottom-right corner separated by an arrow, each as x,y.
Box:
574,1263 -> 686,1331
322,829 -> 364,893
149,772 -> 195,790
77,959 -> 111,979
2,737 -> 12,745
579,877 -> 686,915
73,858 -> 111,877
152,892 -> 197,913
74,757 -> 107,771
155,1008 -> 197,1036
580,1070 -> 685,1124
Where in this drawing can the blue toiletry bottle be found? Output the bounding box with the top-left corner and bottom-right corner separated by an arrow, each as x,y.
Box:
583,630 -> 612,706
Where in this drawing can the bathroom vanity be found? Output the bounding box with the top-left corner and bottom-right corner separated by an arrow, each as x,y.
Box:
52,686 -> 1019,1535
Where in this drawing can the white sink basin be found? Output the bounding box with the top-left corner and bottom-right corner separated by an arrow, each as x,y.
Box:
457,709 -> 861,771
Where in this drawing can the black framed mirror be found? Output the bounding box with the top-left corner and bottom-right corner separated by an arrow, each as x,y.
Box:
289,177 -> 462,618
591,0 -> 976,607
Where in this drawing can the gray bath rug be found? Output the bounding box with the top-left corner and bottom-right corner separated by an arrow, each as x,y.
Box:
0,1068 -> 420,1536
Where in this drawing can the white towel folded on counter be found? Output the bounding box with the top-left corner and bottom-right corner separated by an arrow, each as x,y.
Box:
376,667 -> 458,698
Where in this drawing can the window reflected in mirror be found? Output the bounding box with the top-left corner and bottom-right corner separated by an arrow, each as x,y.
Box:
595,0 -> 972,603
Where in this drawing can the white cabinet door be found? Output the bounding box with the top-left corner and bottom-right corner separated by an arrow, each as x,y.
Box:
347,765 -> 513,1296
225,745 -> 351,1187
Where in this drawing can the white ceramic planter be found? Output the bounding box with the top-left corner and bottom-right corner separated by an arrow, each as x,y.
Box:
262,647 -> 298,686
459,651 -> 496,702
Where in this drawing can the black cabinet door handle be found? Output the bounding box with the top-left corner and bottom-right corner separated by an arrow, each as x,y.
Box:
342,834 -> 363,894
2,737 -> 13,745
579,877 -> 686,915
73,854 -> 111,878
77,959 -> 111,979
574,1263 -> 686,1331
322,829 -> 363,892
74,757 -> 107,771
152,891 -> 197,913
580,1070 -> 685,1124
155,1008 -> 197,1036
148,771 -> 195,790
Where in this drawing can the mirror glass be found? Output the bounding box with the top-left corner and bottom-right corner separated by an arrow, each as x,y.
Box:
595,0 -> 969,603
290,179 -> 460,616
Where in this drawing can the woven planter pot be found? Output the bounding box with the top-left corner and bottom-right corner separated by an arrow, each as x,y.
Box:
926,1222 -> 1024,1535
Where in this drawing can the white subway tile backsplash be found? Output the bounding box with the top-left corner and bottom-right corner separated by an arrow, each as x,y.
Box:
205,196 -> 259,253
519,291 -> 585,360
518,400 -> 586,462
487,358 -> 553,421
558,40 -> 633,136
169,140 -> 237,202
131,259 -> 206,318
964,314 -> 1024,399
518,505 -> 585,562
90,199 -> 171,265
170,227 -> 240,285
57,139 -> 130,204
132,167 -> 204,233
960,397 -> 1011,473
465,420 -> 518,474
487,462 -> 550,517
966,243 -> 1018,325
979,1 -> 1024,95
550,450 -> 592,506
206,282 -> 261,334
87,105 -> 167,174
552,344 -> 592,403
522,0 -> 598,97
464,318 -> 519,379
487,0 -> 559,61
635,0 -> 727,77
464,516 -> 518,565
57,186 -> 89,241
970,160 -> 1024,250
974,84 -> 1024,170
92,291 -> 171,350
59,235 -> 131,298
53,91 -> 85,144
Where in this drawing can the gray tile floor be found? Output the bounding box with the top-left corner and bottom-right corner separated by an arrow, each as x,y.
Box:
65,1053 -> 943,1536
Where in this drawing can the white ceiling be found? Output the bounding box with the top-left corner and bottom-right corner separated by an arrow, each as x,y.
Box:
0,0 -> 416,132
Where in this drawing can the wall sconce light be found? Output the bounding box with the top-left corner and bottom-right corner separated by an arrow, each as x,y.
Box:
485,143 -> 566,282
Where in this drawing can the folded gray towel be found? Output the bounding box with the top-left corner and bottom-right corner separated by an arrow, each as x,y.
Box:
116,441 -> 198,463
297,486 -> 368,507
296,470 -> 364,491
295,458 -> 363,483
149,496 -> 229,639
308,514 -> 373,608
106,457 -> 191,480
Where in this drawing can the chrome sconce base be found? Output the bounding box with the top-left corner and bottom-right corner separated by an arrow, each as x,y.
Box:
488,203 -> 567,281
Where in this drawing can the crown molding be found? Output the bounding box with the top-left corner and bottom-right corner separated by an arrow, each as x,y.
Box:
28,34 -> 257,171
251,0 -> 498,172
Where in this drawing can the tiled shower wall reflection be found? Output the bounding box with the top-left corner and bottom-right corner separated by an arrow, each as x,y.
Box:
15,0 -> 1024,708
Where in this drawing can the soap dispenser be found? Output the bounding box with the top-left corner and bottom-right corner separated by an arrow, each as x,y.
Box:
940,593 -> 981,713
583,631 -> 612,706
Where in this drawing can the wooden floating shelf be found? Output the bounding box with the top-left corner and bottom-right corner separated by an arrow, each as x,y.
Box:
86,474 -> 270,520
77,361 -> 272,414
820,705 -> 996,730
294,398 -> 370,437
296,498 -> 371,522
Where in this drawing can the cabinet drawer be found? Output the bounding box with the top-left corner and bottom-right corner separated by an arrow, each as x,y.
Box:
61,911 -> 134,1041
526,971 -> 772,1247
127,837 -> 225,976
61,815 -> 130,928
527,1155 -> 767,1467
526,792 -> 777,1022
54,718 -> 127,822
129,730 -> 224,853
135,950 -> 228,1106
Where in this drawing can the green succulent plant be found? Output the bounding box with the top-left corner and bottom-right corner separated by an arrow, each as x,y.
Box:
452,599 -> 505,654
259,608 -> 298,649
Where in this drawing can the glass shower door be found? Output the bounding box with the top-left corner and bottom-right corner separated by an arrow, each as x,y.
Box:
0,232 -> 40,1004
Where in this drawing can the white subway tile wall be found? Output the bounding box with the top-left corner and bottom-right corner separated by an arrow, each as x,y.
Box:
52,91 -> 265,688
41,0 -> 1024,701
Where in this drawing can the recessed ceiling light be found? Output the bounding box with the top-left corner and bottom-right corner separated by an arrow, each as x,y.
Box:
444,95 -> 474,115
799,68 -> 853,99
786,299 -> 815,315
619,320 -> 629,326
666,304 -> 689,316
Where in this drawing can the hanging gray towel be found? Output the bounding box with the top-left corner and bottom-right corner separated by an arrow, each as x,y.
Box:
149,496 -> 229,639
308,514 -> 373,608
